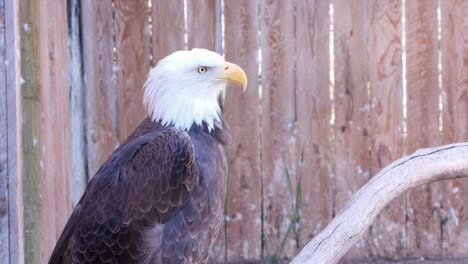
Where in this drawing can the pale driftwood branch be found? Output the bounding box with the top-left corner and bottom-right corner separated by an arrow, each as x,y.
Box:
291,143 -> 468,264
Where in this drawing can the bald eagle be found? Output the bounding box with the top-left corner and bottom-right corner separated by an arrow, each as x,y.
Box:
49,49 -> 247,264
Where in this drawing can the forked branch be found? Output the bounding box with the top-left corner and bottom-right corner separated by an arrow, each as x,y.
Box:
291,143 -> 468,264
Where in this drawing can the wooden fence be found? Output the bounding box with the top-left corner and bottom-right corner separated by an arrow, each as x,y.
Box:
0,0 -> 467,263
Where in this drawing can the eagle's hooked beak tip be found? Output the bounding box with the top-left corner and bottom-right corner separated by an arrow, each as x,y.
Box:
220,62 -> 247,92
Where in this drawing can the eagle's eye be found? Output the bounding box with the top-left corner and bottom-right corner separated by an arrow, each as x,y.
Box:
197,66 -> 208,74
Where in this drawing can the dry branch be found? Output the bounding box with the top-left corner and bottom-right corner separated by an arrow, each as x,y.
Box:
291,143 -> 468,264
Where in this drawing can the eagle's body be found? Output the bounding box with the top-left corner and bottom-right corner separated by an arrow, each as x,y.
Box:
50,118 -> 228,263
49,49 -> 247,264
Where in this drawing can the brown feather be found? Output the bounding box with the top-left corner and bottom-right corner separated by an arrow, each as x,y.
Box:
49,118 -> 228,264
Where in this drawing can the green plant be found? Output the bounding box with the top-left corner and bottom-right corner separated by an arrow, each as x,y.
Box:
262,148 -> 304,264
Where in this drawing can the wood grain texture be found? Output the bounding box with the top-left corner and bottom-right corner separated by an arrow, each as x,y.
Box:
39,1 -> 72,262
5,0 -> 23,261
0,45 -> 7,264
440,0 -> 468,257
81,0 -> 118,177
0,1 -> 8,262
404,0 -> 441,257
114,0 -> 150,142
151,0 -> 185,63
259,0 -> 297,259
214,0 -> 222,54
368,0 -> 405,258
187,0 -> 216,50
50,2 -> 71,235
223,0 -> 261,261
333,0 -> 370,260
295,0 -> 332,252
19,0 -> 43,261
68,0 -> 87,206
38,5 -> 56,258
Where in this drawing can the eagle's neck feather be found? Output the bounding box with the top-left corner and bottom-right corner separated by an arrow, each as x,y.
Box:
144,77 -> 225,132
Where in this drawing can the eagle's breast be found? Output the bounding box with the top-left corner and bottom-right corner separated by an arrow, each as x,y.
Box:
140,123 -> 228,264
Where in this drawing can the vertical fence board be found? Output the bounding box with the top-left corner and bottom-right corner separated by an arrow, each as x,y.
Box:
368,0 -> 405,258
405,0 -> 441,257
81,0 -> 117,177
187,0 -> 216,50
223,0 -> 262,261
151,0 -> 185,63
40,1 -> 72,261
68,0 -> 87,205
215,0 -> 222,54
440,0 -> 468,257
114,0 -> 150,142
19,0 -> 43,261
260,0 -> 297,260
39,4 -> 56,258
53,0 -> 72,254
295,0 -> 332,252
5,0 -> 22,261
0,1 -> 8,262
333,0 -> 370,260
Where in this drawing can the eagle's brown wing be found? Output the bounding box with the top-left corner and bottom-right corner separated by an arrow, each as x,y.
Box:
49,126 -> 198,263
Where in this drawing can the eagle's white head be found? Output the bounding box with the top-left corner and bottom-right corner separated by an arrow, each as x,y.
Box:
143,49 -> 247,131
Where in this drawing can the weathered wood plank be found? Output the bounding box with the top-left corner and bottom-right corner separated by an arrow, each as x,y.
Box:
114,0 -> 150,142
440,0 -> 468,257
57,0 -> 72,235
223,0 -> 261,261
214,0 -> 222,54
19,0 -> 44,261
5,0 -> 23,261
295,0 -> 332,253
187,0 -> 216,50
333,0 -> 370,260
404,0 -> 441,257
81,0 -> 117,177
151,0 -> 184,63
0,1 -> 9,262
38,4 -> 57,259
368,0 -> 405,259
68,0 -> 87,206
260,0 -> 297,260
40,1 -> 72,261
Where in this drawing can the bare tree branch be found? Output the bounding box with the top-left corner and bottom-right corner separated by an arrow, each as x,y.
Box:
291,143 -> 468,264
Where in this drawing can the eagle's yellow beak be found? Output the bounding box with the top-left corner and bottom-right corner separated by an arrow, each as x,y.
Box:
219,62 -> 247,92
